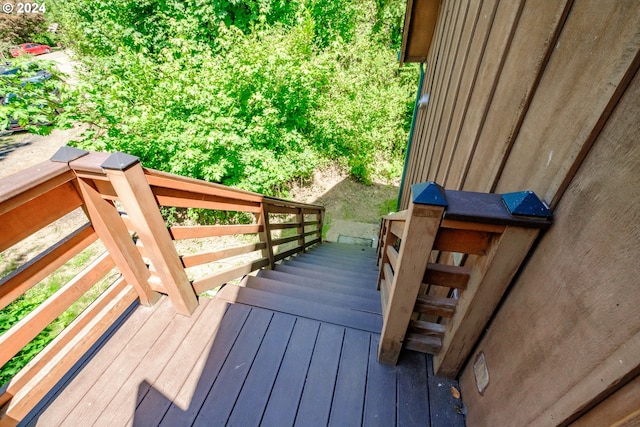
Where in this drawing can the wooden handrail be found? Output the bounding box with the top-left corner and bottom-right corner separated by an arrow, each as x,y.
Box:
0,147 -> 325,424
376,182 -> 551,377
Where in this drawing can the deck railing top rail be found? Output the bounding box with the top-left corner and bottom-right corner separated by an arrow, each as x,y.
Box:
0,147 -> 324,425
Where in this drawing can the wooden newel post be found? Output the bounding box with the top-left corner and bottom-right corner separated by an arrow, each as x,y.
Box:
101,152 -> 198,316
377,179 -> 552,377
378,182 -> 447,364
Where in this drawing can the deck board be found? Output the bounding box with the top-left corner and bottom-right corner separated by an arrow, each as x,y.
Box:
23,243 -> 466,427
94,298 -> 208,427
128,297 -> 228,426
157,303 -> 251,426
192,307 -> 273,425
328,328 -> 370,426
294,323 -> 345,427
364,334 -> 398,427
26,299 -> 163,426
226,312 -> 296,426
260,317 -> 320,426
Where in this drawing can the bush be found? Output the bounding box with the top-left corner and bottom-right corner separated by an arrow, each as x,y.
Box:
53,0 -> 417,194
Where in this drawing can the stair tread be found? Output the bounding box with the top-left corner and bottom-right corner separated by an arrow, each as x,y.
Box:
282,259 -> 379,279
257,270 -> 381,299
293,253 -> 378,270
309,245 -> 377,257
245,276 -> 381,314
274,264 -> 377,290
216,284 -> 381,333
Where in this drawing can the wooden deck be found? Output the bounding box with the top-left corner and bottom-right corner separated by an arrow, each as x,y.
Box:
18,244 -> 465,426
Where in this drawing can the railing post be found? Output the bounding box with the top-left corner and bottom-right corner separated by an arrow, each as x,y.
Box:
75,178 -> 160,307
101,153 -> 198,315
257,203 -> 275,269
296,208 -> 305,253
378,182 -> 447,364
432,191 -> 550,376
318,209 -> 325,244
376,219 -> 392,290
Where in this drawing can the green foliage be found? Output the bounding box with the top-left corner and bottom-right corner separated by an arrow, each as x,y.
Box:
0,58 -> 67,134
0,246 -> 112,386
52,0 -> 416,194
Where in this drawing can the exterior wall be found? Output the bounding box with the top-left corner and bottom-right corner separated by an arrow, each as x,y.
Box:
399,0 -> 640,424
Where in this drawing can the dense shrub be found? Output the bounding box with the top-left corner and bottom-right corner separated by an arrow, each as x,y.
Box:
52,0 -> 417,194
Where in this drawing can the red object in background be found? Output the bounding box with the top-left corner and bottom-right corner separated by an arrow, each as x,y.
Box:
10,43 -> 51,57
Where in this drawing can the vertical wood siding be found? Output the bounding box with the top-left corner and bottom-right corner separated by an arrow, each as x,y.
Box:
400,0 -> 640,424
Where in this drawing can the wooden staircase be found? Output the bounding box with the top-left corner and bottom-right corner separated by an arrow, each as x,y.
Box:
215,242 -> 384,334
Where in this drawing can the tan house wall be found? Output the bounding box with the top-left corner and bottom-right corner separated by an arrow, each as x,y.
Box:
399,0 -> 640,424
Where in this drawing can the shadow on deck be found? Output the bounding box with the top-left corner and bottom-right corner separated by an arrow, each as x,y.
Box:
21,246 -> 466,426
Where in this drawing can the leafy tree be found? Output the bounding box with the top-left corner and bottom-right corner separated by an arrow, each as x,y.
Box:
52,0 -> 417,194
0,58 -> 67,134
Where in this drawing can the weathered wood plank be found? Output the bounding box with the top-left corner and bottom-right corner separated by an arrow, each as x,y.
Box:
571,374 -> 640,427
180,242 -> 266,268
294,323 -> 344,427
0,181 -> 83,252
328,329 -> 370,426
260,318 -> 320,426
434,226 -> 539,377
2,280 -> 137,422
433,228 -> 493,256
0,163 -> 74,215
386,245 -> 399,272
77,178 -> 160,306
443,0 -> 525,189
378,201 -> 444,364
390,221 -> 405,239
494,0 -> 640,208
423,0 -> 465,182
191,258 -> 269,294
462,0 -> 571,193
169,224 -> 262,240
409,319 -> 447,338
404,332 -> 442,355
440,218 -> 505,233
226,312 -> 297,426
151,186 -> 262,213
414,295 -> 457,318
0,224 -> 97,310
0,253 -> 114,369
423,263 -> 470,290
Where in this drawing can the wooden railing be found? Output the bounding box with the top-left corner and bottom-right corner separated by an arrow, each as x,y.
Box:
377,182 -> 551,377
0,147 -> 324,424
